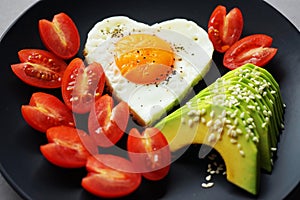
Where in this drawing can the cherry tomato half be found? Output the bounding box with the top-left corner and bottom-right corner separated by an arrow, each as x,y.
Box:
208,5 -> 243,53
39,13 -> 80,60
21,92 -> 75,133
82,154 -> 142,198
11,49 -> 67,88
40,126 -> 98,168
223,34 -> 278,70
88,94 -> 129,147
61,58 -> 106,114
127,127 -> 171,181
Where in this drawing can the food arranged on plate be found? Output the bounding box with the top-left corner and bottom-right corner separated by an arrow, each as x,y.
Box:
9,4 -> 284,199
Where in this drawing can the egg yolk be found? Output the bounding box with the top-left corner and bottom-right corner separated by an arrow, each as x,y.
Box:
114,34 -> 175,84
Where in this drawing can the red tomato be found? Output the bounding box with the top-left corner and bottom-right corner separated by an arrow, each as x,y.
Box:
11,49 -> 67,88
39,13 -> 80,59
208,5 -> 243,53
127,128 -> 171,181
40,126 -> 98,168
82,154 -> 141,198
88,94 -> 129,147
223,34 -> 278,70
21,92 -> 75,133
61,58 -> 106,114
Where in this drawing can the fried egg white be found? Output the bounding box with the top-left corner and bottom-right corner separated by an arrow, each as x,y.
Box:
84,16 -> 214,126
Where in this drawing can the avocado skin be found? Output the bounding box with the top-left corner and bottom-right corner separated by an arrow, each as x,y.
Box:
155,63 -> 285,195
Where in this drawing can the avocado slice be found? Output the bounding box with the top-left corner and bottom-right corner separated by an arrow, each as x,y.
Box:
193,81 -> 273,172
154,63 -> 285,195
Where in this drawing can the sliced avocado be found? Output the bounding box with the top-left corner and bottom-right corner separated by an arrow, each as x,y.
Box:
154,63 -> 285,195
156,102 -> 260,195
194,82 -> 273,172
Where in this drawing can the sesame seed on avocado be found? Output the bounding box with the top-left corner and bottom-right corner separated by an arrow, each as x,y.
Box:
155,63 -> 285,195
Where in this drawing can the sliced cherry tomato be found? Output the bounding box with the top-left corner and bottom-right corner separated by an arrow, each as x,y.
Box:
40,126 -> 98,168
61,58 -> 106,114
88,94 -> 129,147
82,154 -> 141,198
223,34 -> 278,70
208,5 -> 243,53
11,49 -> 67,88
39,12 -> 80,59
127,127 -> 171,181
21,92 -> 75,133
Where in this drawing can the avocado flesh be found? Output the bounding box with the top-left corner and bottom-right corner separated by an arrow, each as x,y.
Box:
193,83 -> 273,172
155,63 -> 284,195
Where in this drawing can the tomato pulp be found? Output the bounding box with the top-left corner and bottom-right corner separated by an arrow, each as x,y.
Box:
11,49 -> 67,88
208,5 -> 244,53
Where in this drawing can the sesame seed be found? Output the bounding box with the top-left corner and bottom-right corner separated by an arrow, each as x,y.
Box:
240,112 -> 245,119
271,147 -> 277,151
188,110 -> 197,116
206,175 -> 212,181
193,116 -> 200,122
181,117 -> 186,124
237,143 -> 242,149
210,111 -> 215,118
255,94 -> 262,99
247,118 -> 254,123
223,171 -> 226,175
271,90 -> 276,94
202,182 -> 214,188
262,122 -> 267,128
252,137 -> 259,143
270,99 -> 274,104
207,120 -> 213,127
225,119 -> 231,124
265,117 -> 270,122
263,110 -> 268,116
268,110 -> 272,116
281,123 -> 285,129
230,139 -> 237,144
188,119 -> 193,127
236,128 -> 242,134
283,103 -> 287,108
271,158 -> 274,166
209,170 -> 216,175
263,91 -> 267,96
221,110 -> 227,118
208,133 -> 216,143
201,108 -> 206,115
201,117 -> 206,124
239,150 -> 245,157
247,105 -> 256,110
234,118 -> 239,126
257,106 -> 261,111
245,134 -> 250,140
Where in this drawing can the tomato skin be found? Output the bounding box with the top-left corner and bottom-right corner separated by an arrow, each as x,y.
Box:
40,126 -> 98,168
223,34 -> 278,70
21,92 -> 75,133
11,49 -> 67,88
82,154 -> 142,198
208,5 -> 243,53
61,58 -> 106,114
88,94 -> 129,147
127,128 -> 171,181
39,13 -> 80,60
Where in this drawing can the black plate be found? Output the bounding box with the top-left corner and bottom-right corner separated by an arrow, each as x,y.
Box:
1,0 -> 300,199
